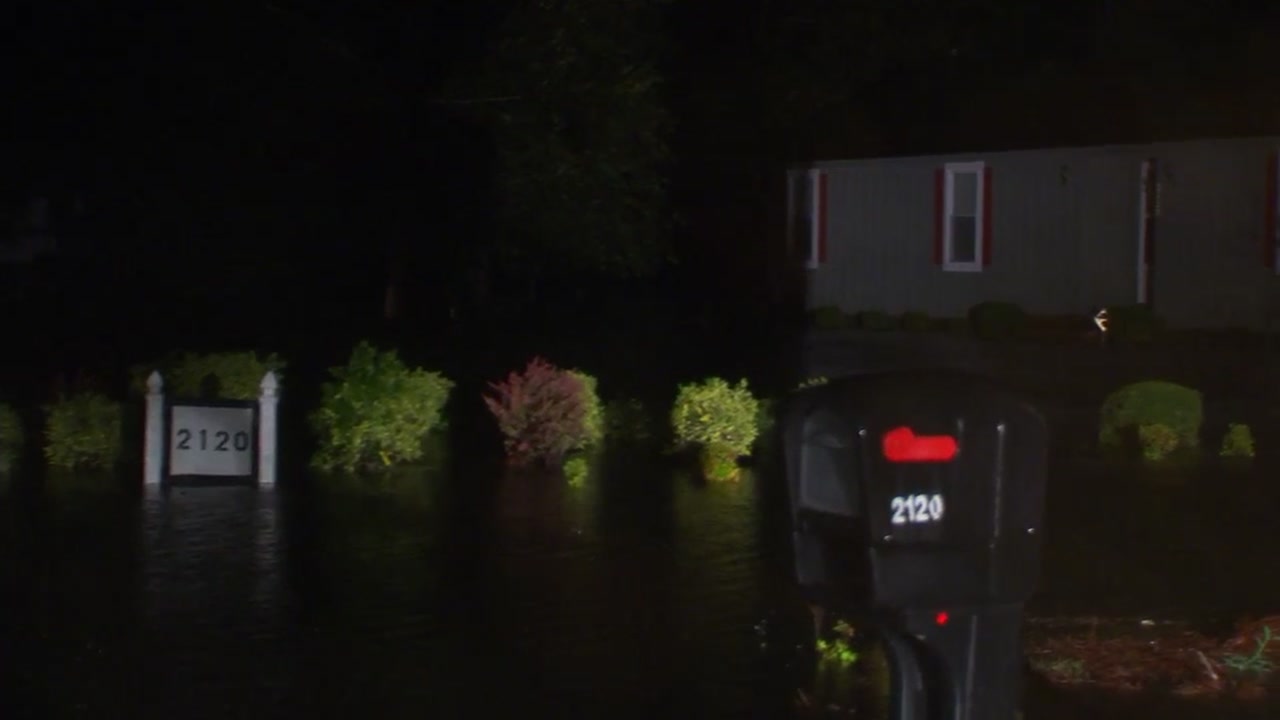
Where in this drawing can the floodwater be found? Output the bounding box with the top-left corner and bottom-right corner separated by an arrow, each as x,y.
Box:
3,442 -> 1280,719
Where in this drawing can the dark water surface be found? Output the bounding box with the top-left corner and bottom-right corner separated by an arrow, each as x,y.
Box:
2,449 -> 807,719
5,443 -> 1280,719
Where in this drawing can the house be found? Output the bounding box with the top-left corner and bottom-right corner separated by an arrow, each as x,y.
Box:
788,135 -> 1280,330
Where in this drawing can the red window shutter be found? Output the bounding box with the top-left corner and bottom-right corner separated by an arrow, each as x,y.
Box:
933,167 -> 944,264
1266,152 -> 1277,268
982,166 -> 993,266
817,171 -> 828,263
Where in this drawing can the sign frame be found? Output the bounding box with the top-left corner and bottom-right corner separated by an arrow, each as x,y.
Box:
163,397 -> 260,485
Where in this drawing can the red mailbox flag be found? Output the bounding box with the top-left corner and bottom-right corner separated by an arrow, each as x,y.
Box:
882,426 -> 958,463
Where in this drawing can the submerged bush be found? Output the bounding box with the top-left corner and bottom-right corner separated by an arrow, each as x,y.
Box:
44,392 -> 123,471
311,341 -> 454,473
569,370 -> 605,448
1099,380 -> 1202,454
671,377 -> 761,480
969,301 -> 1027,341
0,403 -> 23,475
1138,423 -> 1180,462
484,357 -> 594,467
1220,423 -> 1255,459
699,442 -> 741,482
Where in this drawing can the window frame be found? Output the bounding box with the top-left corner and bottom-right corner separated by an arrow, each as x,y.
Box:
942,161 -> 986,273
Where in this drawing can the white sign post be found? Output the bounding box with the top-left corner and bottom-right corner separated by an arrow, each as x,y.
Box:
143,371 -> 279,487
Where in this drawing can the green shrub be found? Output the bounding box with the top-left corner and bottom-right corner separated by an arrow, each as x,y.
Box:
811,306 -> 847,330
0,403 -> 23,475
1099,380 -> 1202,453
604,398 -> 651,442
699,442 -> 741,482
1220,423 -> 1255,459
310,341 -> 454,473
168,351 -> 287,400
900,311 -> 933,332
563,455 -> 590,487
43,392 -> 123,471
856,310 -> 897,331
671,377 -> 761,459
969,301 -> 1027,340
132,351 -> 286,400
1138,423 -> 1180,462
569,370 -> 605,449
1106,304 -> 1164,343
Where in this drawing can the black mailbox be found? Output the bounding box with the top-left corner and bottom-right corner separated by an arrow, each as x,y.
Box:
783,369 -> 1048,720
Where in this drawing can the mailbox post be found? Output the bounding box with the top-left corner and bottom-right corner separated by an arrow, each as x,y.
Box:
782,369 -> 1048,720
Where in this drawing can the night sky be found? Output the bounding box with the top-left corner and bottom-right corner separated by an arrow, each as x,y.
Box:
6,1 -> 1280,374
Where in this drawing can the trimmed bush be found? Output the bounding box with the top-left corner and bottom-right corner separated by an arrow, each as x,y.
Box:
671,378 -> 761,480
856,310 -> 897,331
811,306 -> 847,330
0,403 -> 22,475
797,376 -> 830,390
311,341 -> 454,473
1106,304 -> 1164,343
131,351 -> 286,400
1099,380 -> 1202,454
1220,423 -> 1255,459
484,357 -> 593,467
969,301 -> 1027,341
44,392 -> 124,471
900,311 -> 933,332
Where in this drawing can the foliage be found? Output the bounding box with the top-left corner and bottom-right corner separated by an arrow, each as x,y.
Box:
968,301 -> 1027,341
1137,423 -> 1180,462
698,442 -> 741,482
900,311 -> 933,332
796,376 -> 830,390
1220,423 -> 1255,459
1222,625 -> 1276,677
603,397 -> 651,442
817,619 -> 860,667
443,0 -> 673,280
484,357 -> 593,466
1105,304 -> 1165,343
1099,380 -> 1202,452
671,377 -> 761,457
811,306 -> 847,330
310,341 -> 454,473
569,370 -> 605,448
43,392 -> 123,471
563,455 -> 590,488
132,351 -> 286,401
0,403 -> 22,475
856,310 -> 897,331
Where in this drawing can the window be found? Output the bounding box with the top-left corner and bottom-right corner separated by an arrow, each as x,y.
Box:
942,162 -> 986,272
